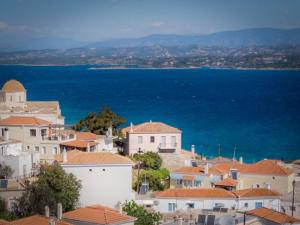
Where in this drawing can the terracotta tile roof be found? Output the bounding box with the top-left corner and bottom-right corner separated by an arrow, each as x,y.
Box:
12,215 -> 71,225
212,159 -> 293,176
0,116 -> 51,126
75,132 -> 103,140
173,167 -> 204,175
60,140 -> 97,148
246,207 -> 300,224
156,188 -> 236,199
0,219 -> 12,225
56,150 -> 134,165
215,178 -> 238,187
122,122 -> 181,134
63,205 -> 136,225
2,80 -> 25,92
233,188 -> 281,198
182,175 -> 195,181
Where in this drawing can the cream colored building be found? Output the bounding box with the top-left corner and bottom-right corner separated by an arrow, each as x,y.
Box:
170,159 -> 294,194
122,121 -> 182,155
0,79 -> 64,125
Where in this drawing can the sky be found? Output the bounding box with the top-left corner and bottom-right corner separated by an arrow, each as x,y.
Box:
0,0 -> 300,42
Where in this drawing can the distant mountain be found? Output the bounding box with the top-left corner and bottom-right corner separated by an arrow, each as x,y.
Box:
88,28 -> 300,48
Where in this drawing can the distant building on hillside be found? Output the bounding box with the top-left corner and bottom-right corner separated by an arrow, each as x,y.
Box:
122,121 -> 182,155
56,150 -> 134,208
0,79 -> 64,125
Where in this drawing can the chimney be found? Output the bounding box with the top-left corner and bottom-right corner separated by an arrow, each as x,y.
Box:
267,184 -> 271,190
4,128 -> 9,141
191,144 -> 195,156
239,156 -> 243,164
205,163 -> 209,175
57,203 -> 63,220
178,217 -> 183,225
87,143 -> 90,152
130,122 -> 133,132
45,205 -> 50,218
63,148 -> 67,163
117,202 -> 123,214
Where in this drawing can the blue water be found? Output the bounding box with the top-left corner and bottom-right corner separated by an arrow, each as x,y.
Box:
1,65 -> 300,162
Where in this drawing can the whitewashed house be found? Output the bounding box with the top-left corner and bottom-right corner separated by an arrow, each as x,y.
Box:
56,150 -> 134,208
122,121 -> 182,155
0,134 -> 39,178
154,188 -> 281,213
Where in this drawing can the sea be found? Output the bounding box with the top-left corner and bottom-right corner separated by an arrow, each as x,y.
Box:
0,65 -> 300,162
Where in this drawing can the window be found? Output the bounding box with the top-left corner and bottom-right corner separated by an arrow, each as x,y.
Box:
255,202 -> 263,209
1,128 -> 4,137
195,180 -> 202,187
138,136 -> 143,144
42,147 -> 47,155
187,203 -> 195,209
41,129 -> 47,137
230,169 -> 238,180
160,136 -> 166,147
244,203 -> 248,208
10,96 -> 12,102
52,147 -> 58,155
168,203 -> 176,212
35,146 -> 39,152
176,179 -> 182,185
150,136 -> 155,143
30,129 -> 36,137
171,136 -> 176,147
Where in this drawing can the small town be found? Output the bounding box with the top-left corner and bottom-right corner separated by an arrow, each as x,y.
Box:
0,79 -> 299,225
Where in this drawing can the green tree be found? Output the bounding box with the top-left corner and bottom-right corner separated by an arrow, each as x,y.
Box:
0,164 -> 13,179
0,197 -> 17,221
73,106 -> 126,135
12,163 -> 81,217
123,200 -> 161,225
133,152 -> 162,170
135,168 -> 170,191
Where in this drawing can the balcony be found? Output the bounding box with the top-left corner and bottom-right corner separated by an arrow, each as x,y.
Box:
158,142 -> 177,153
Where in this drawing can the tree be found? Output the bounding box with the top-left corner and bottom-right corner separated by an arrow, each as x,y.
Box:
0,197 -> 16,221
135,168 -> 170,191
133,152 -> 162,170
0,164 -> 13,179
73,106 -> 126,136
123,200 -> 161,225
12,163 -> 81,217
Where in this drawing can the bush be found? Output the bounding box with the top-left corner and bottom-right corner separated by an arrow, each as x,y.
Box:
0,164 -> 13,179
123,200 -> 161,225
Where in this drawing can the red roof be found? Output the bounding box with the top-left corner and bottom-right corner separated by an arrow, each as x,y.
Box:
12,215 -> 71,225
75,132 -> 103,141
122,121 -> 181,134
215,178 -> 238,187
0,116 -> 51,126
246,207 -> 300,224
233,188 -> 281,198
60,140 -> 97,148
63,205 -> 136,225
212,159 -> 293,176
156,188 -> 236,199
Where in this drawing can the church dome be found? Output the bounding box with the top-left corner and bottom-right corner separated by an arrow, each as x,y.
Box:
2,79 -> 26,93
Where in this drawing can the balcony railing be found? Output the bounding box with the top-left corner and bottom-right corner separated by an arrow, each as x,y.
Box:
158,142 -> 177,149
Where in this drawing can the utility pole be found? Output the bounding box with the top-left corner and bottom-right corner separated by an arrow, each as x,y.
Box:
292,180 -> 296,217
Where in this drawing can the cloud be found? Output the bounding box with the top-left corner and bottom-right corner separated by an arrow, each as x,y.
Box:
0,20 -> 45,33
150,21 -> 165,28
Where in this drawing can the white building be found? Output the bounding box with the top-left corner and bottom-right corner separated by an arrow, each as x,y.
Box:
154,188 -> 281,213
0,136 -> 39,178
56,150 -> 134,208
0,79 -> 64,125
122,121 -> 182,155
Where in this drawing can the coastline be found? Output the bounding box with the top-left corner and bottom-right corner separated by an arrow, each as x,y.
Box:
1,64 -> 300,71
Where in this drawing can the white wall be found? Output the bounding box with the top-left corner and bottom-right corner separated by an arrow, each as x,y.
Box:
154,198 -> 236,213
154,197 -> 281,213
62,164 -> 133,208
